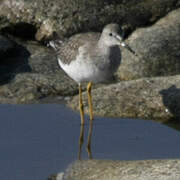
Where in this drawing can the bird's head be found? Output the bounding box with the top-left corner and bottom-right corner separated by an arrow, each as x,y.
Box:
101,23 -> 138,56
101,23 -> 125,47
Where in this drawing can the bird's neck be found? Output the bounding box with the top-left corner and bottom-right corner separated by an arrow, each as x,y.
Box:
97,36 -> 111,53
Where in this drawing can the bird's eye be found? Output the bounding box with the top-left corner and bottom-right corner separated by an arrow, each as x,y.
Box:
109,33 -> 113,36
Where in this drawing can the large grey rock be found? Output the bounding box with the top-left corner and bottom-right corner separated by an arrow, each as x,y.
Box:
68,75 -> 180,121
0,40 -> 78,103
118,8 -> 180,80
0,0 -> 179,41
62,159 -> 180,180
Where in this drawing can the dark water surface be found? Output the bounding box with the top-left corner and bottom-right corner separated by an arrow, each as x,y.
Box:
0,104 -> 180,180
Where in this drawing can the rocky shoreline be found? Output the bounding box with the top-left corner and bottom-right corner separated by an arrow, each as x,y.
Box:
50,159 -> 180,180
68,75 -> 180,122
0,3 -> 180,121
1,1 -> 180,179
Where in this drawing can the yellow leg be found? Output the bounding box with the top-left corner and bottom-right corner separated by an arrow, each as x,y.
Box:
78,83 -> 85,160
87,82 -> 93,158
87,82 -> 93,121
79,84 -> 85,125
78,124 -> 84,160
87,118 -> 93,159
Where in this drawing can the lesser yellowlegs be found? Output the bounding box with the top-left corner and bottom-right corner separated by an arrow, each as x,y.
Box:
50,24 -> 136,158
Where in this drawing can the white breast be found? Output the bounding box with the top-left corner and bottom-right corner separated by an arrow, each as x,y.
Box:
58,57 -> 113,83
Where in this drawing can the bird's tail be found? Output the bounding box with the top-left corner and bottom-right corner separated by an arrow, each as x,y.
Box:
48,39 -> 63,51
46,32 -> 64,51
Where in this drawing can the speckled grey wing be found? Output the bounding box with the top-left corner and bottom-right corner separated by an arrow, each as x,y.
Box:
57,32 -> 100,65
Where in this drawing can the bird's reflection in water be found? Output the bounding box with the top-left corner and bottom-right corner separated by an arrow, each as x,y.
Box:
78,124 -> 84,159
87,119 -> 93,159
78,120 -> 93,160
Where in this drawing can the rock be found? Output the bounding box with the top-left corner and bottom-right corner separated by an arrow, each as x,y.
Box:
35,19 -> 55,41
0,96 -> 17,104
0,39 -> 79,103
0,0 -> 179,41
0,36 -> 31,85
68,75 -> 180,122
118,8 -> 180,80
61,159 -> 180,180
2,72 -> 77,104
48,173 -> 64,180
0,35 -> 15,57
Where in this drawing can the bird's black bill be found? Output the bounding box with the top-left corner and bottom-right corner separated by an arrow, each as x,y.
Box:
120,42 -> 138,57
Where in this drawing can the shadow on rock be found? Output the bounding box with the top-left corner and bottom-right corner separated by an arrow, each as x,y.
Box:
0,42 -> 31,85
160,85 -> 180,123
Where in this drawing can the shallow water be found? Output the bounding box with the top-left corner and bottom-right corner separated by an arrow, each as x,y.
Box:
0,104 -> 180,180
